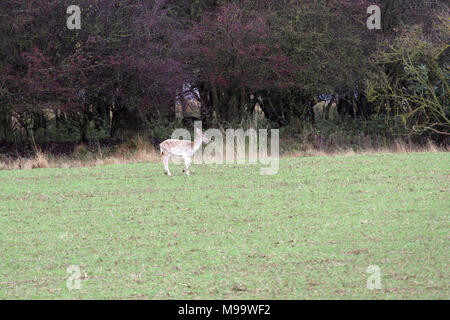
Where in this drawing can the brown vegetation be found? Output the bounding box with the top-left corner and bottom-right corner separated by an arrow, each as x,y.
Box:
1,138 -> 445,171
0,136 -> 161,170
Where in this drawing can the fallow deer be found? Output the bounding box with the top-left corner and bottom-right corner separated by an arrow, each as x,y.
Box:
159,127 -> 210,176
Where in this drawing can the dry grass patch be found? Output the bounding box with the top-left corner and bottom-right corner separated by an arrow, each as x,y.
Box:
0,138 -> 161,170
0,138 -> 447,171
1,151 -> 49,170
282,139 -> 446,158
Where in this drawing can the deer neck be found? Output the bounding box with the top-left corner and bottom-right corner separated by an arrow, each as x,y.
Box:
192,137 -> 202,154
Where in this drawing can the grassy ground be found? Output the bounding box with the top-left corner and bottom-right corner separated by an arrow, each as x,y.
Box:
0,152 -> 448,299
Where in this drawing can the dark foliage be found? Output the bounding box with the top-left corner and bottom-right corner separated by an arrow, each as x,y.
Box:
0,0 -> 448,145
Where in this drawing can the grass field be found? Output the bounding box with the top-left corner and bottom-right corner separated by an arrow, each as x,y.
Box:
0,152 -> 448,299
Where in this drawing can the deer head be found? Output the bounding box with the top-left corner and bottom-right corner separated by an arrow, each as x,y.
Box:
194,127 -> 211,144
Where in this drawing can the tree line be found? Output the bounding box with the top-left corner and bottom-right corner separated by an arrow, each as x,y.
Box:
0,0 -> 448,144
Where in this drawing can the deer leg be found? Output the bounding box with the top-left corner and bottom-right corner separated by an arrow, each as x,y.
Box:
182,156 -> 191,176
163,153 -> 172,176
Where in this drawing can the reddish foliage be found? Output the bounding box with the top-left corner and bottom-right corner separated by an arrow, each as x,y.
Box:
185,2 -> 299,92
